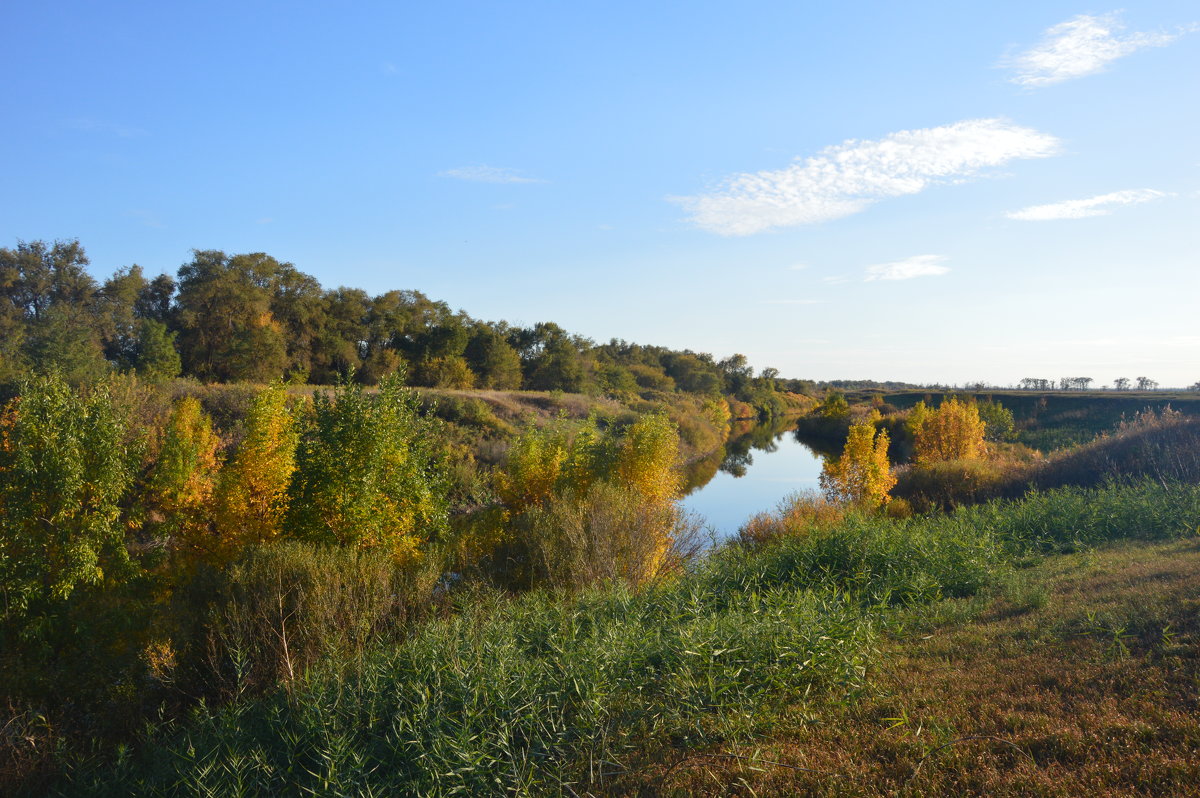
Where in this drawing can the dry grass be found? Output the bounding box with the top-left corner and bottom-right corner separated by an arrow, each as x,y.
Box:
615,538 -> 1200,796
737,490 -> 846,547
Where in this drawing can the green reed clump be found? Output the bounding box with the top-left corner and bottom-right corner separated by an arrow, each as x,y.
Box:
64,577 -> 873,796
956,478 -> 1200,553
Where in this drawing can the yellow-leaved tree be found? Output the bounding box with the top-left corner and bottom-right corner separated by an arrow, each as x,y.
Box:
913,397 -> 987,465
819,419 -> 896,509
148,396 -> 222,555
614,413 -> 682,578
615,413 -> 681,508
214,384 -> 299,558
494,424 -> 569,516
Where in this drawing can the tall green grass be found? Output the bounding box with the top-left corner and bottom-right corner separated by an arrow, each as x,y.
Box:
51,479 -> 1200,796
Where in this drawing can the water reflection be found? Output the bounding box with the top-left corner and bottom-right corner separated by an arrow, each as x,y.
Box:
681,418 -> 832,538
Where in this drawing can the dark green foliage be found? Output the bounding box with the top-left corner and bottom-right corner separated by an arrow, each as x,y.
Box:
174,251 -> 290,382
129,319 -> 181,381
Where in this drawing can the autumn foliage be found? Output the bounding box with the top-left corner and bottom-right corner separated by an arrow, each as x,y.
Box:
214,384 -> 299,557
149,396 -> 222,555
911,397 -> 988,465
820,419 -> 896,509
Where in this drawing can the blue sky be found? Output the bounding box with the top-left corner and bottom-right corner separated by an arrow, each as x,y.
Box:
3,1 -> 1197,386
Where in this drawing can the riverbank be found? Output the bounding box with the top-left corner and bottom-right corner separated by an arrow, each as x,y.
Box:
40,479 -> 1200,796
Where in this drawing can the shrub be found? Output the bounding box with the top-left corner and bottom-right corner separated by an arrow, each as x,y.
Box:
522,482 -> 703,590
819,420 -> 896,509
171,541 -> 436,698
286,376 -> 449,563
213,384 -> 299,559
0,375 -> 135,617
737,490 -> 845,547
146,397 -> 221,552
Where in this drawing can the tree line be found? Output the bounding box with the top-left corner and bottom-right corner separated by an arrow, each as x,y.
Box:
1019,376 -> 1163,391
0,239 -> 799,414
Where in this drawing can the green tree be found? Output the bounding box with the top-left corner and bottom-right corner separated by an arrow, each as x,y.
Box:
287,376 -> 449,563
0,375 -> 135,617
174,251 -> 289,382
465,326 -> 523,389
131,318 -> 182,380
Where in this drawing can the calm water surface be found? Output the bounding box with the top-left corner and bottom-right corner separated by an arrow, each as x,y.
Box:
680,422 -> 830,540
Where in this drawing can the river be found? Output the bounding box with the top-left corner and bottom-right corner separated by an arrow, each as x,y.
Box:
680,420 -> 835,540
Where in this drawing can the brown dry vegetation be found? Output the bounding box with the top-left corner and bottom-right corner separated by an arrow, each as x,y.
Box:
617,539 -> 1200,797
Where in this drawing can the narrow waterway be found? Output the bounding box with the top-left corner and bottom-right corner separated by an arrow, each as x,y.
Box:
680,420 -> 833,540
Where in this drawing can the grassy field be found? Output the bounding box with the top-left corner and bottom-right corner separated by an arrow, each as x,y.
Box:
43,479 -> 1200,796
878,390 -> 1200,452
631,537 -> 1200,796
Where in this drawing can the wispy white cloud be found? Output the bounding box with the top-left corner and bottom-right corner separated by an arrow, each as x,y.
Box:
673,119 -> 1060,235
864,254 -> 950,282
822,276 -> 852,285
1005,188 -> 1171,221
761,298 -> 823,305
787,263 -> 809,271
1005,13 -> 1189,87
440,165 -> 546,184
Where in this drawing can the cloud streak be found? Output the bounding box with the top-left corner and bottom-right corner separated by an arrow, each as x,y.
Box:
864,255 -> 950,281
440,165 -> 546,184
1006,189 -> 1171,221
1005,13 -> 1186,87
674,119 -> 1060,235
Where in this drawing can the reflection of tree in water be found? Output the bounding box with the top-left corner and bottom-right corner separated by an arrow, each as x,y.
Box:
719,418 -> 791,477
791,427 -> 842,459
683,417 -> 829,495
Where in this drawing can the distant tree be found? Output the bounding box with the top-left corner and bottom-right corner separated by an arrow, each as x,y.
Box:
313,287 -> 370,382
464,326 -> 523,389
0,240 -> 109,383
1113,377 -> 1130,391
663,351 -> 722,394
135,273 -> 176,324
1136,376 -> 1158,391
718,353 -> 754,394
131,319 -> 182,380
359,347 -> 406,385
816,391 -> 850,419
175,251 -> 290,382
